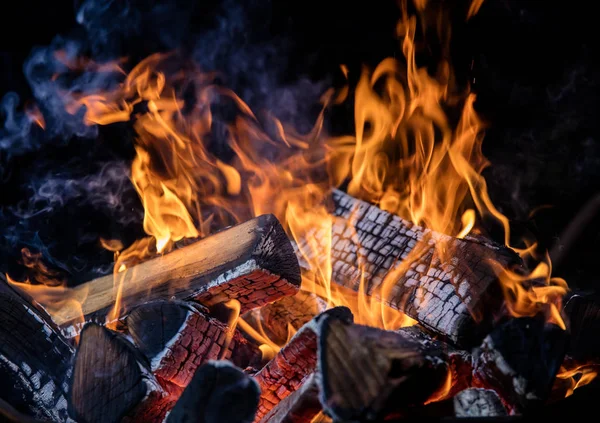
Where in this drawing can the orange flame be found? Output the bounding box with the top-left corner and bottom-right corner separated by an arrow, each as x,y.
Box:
555,362 -> 599,398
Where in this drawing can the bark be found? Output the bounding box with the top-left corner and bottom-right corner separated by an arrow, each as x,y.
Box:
52,214 -> 301,330
166,360 -> 260,423
253,307 -> 353,422
0,280 -> 74,423
317,317 -> 450,422
126,300 -> 260,387
297,189 -> 521,347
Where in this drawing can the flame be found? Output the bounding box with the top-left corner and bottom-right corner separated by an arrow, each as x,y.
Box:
6,0 -> 572,358
555,362 -> 599,398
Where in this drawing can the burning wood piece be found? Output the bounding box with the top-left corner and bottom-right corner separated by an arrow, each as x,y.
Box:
0,280 -> 74,423
563,292 -> 600,360
298,189 -> 521,347
69,323 -> 179,423
317,317 -> 450,422
53,214 -> 301,329
253,291 -> 327,344
258,373 -> 321,423
253,307 -> 353,422
471,316 -> 569,413
452,388 -> 508,417
126,300 -> 260,387
166,360 -> 260,423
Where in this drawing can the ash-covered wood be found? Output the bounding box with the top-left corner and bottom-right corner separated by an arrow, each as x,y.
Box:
258,373 -> 321,423
297,189 -> 521,347
317,317 -> 450,422
453,388 -> 508,417
472,316 -> 568,413
563,292 -> 600,360
0,280 -> 74,423
253,307 -> 353,422
126,300 -> 260,387
53,214 -> 301,328
254,291 -> 327,344
167,360 -> 259,423
69,324 -> 177,423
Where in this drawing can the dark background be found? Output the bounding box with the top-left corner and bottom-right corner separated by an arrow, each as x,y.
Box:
0,0 -> 599,290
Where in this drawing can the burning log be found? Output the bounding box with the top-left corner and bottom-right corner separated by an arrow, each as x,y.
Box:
298,189 -> 521,347
253,291 -> 327,345
258,373 -> 321,423
126,300 -> 260,387
317,317 -> 450,422
452,388 -> 508,417
52,214 -> 301,329
471,316 -> 568,413
69,323 -> 180,423
253,307 -> 353,422
166,360 -> 260,423
0,280 -> 74,423
563,292 -> 600,360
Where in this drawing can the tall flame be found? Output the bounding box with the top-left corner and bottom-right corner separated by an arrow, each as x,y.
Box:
6,0 -> 577,386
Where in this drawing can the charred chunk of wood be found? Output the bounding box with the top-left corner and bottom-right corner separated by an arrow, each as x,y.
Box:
453,388 -> 508,417
253,307 -> 353,422
259,373 -> 322,423
167,360 -> 259,423
53,214 -> 301,329
69,324 -> 177,423
563,292 -> 600,360
297,189 -> 521,347
251,291 -> 327,345
472,316 -> 568,413
127,300 -> 260,387
317,318 -> 450,422
0,280 -> 74,423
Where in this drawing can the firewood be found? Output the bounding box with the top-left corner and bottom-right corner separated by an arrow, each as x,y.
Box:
471,316 -> 569,413
317,317 -> 450,422
563,292 -> 600,360
0,279 -> 74,423
51,214 -> 301,329
69,323 -> 179,423
258,373 -> 322,423
452,388 -> 508,417
297,189 -> 521,347
253,306 -> 353,422
253,291 -> 327,344
126,300 -> 260,387
166,360 -> 260,423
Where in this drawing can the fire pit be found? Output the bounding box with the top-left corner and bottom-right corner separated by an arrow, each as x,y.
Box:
1,0 -> 598,422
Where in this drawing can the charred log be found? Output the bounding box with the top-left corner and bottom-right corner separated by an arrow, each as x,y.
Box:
471,316 -> 568,413
563,292 -> 600,360
0,279 -> 74,423
166,360 -> 260,423
452,388 -> 508,417
253,307 -> 353,422
69,324 -> 178,423
53,214 -> 301,329
297,189 -> 521,347
317,317 -> 450,422
126,300 -> 260,387
258,373 -> 321,423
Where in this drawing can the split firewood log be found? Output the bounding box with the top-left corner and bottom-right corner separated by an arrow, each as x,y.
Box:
51,214 -> 301,332
0,278 -> 74,423
317,317 -> 450,422
126,300 -> 260,387
166,360 -> 260,423
296,189 -> 522,347
258,373 -> 322,423
69,323 -> 180,423
253,306 -> 353,422
471,316 -> 569,413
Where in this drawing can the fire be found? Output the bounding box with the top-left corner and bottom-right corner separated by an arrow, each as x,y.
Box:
555,362 -> 599,397
5,0 -> 584,391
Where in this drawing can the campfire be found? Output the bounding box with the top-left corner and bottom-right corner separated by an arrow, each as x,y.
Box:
1,0 -> 598,422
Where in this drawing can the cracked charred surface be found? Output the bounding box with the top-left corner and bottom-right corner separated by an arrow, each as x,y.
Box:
258,373 -> 322,423
54,214 -> 301,331
453,388 -> 508,417
127,300 -> 260,387
252,307 -> 353,422
317,317 -> 450,422
0,281 -> 74,423
298,189 -> 521,347
69,324 -> 179,423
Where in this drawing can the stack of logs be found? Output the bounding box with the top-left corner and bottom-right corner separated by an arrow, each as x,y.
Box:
1,191 -> 598,423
